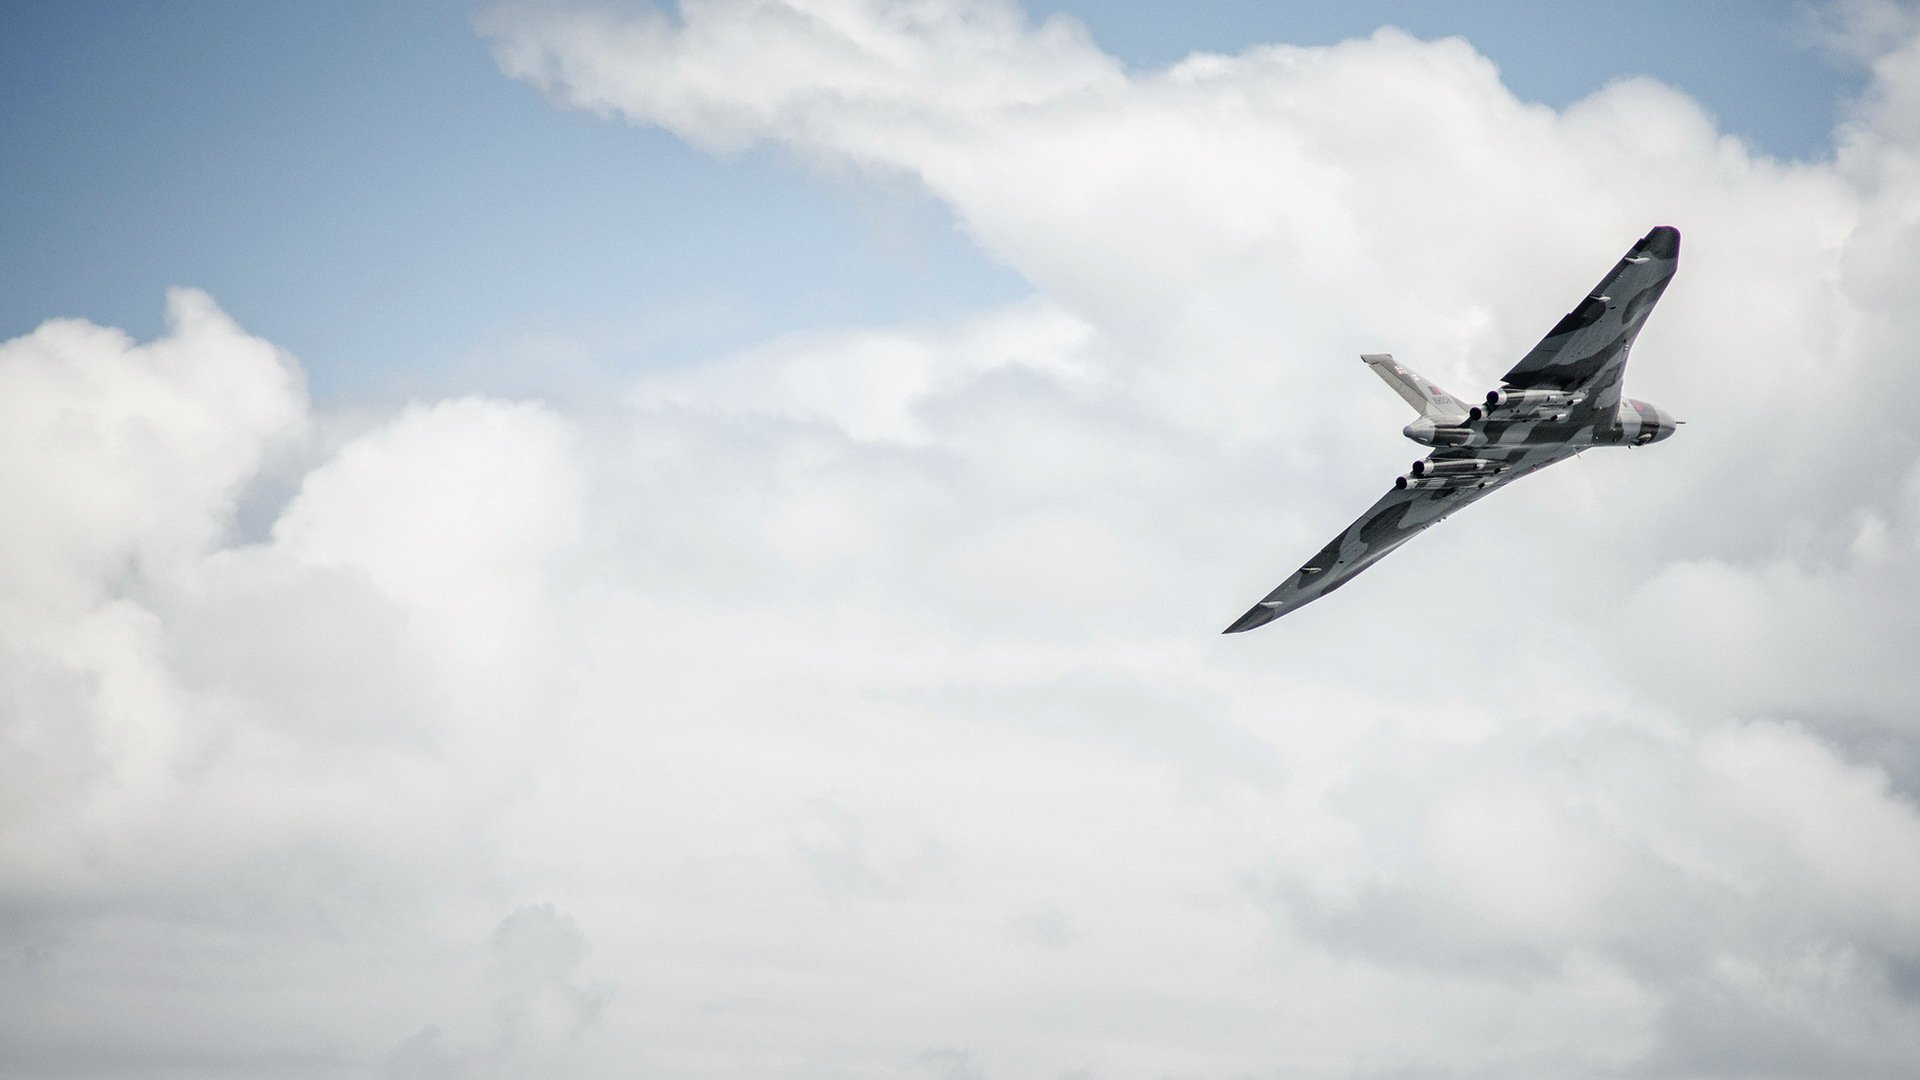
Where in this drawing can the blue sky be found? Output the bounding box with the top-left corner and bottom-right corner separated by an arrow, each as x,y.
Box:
1,1 -> 1857,398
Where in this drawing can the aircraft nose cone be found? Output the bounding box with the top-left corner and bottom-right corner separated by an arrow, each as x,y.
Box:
1651,406 -> 1680,443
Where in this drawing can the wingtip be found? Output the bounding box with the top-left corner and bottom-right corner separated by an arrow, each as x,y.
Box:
1222,605 -> 1279,634
1642,225 -> 1680,259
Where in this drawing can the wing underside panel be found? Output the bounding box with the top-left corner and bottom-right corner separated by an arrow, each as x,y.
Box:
1499,225 -> 1679,416
1222,441 -> 1579,633
1223,480 -> 1491,633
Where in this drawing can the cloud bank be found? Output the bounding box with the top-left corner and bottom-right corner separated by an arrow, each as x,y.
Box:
8,1 -> 1920,1076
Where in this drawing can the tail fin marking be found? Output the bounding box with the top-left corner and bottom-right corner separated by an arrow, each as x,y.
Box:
1361,353 -> 1470,424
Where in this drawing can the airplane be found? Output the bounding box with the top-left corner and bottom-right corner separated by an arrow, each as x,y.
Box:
1223,225 -> 1683,633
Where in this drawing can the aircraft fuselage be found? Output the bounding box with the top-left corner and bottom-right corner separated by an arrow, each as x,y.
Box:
1402,397 -> 1677,452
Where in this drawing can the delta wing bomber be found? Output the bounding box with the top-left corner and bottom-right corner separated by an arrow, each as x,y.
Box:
1224,225 -> 1683,633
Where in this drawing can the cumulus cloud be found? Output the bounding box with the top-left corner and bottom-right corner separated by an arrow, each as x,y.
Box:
384,904 -> 611,1080
0,295 -> 587,1075
10,1 -> 1920,1077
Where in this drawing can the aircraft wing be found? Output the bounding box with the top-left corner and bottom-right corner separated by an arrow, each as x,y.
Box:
1499,225 -> 1679,418
1222,444 -> 1572,633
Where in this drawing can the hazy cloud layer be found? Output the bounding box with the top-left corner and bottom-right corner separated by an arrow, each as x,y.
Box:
8,2 -> 1920,1077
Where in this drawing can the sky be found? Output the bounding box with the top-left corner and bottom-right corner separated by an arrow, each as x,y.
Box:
5,2 -> 1920,1079
0,0 -> 1860,398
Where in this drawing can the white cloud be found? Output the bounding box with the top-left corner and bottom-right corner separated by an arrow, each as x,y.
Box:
10,1 -> 1920,1077
384,903 -> 612,1080
0,288 -> 304,621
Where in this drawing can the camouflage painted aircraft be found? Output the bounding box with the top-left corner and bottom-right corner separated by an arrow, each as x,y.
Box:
1224,225 -> 1683,633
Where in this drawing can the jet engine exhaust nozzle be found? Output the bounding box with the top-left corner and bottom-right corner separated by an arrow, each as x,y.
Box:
1410,458 -> 1500,478
1395,473 -> 1485,491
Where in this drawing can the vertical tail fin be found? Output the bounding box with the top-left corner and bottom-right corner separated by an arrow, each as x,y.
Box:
1362,354 -> 1470,424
